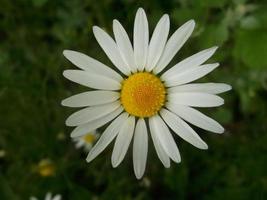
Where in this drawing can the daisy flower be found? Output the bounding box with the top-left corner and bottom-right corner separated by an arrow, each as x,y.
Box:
30,192 -> 61,200
36,158 -> 55,177
72,130 -> 99,152
62,8 -> 231,179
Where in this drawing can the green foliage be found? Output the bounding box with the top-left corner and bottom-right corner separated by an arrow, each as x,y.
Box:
234,29 -> 267,69
0,0 -> 267,199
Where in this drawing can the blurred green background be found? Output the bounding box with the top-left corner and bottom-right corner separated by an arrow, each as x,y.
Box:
0,0 -> 267,199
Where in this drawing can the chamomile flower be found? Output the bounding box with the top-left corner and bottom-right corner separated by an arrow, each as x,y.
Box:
36,159 -> 55,177
62,8 -> 231,179
72,130 -> 99,152
30,192 -> 61,200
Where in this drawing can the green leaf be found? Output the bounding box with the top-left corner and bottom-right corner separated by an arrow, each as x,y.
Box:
196,0 -> 230,8
234,29 -> 267,69
0,173 -> 19,200
197,21 -> 229,48
211,108 -> 233,124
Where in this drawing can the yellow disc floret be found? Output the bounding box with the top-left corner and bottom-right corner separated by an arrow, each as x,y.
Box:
83,134 -> 96,144
37,159 -> 56,177
120,72 -> 166,118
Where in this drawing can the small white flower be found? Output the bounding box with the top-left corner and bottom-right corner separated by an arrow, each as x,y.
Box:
30,192 -> 61,200
62,8 -> 231,179
72,130 -> 99,152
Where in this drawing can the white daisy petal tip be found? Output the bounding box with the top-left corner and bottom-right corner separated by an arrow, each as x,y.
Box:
63,49 -> 77,59
62,70 -> 74,80
62,49 -> 70,57
213,62 -> 220,67
161,14 -> 170,28
185,19 -> 195,29
70,132 -> 76,138
112,19 -> 119,26
111,159 -> 118,168
217,126 -> 225,134
163,13 -> 170,20
137,7 -> 145,13
62,69 -> 73,80
218,84 -> 232,93
135,174 -> 142,180
170,148 -> 181,163
65,117 -> 73,127
92,25 -> 99,32
61,99 -> 66,106
200,142 -> 209,150
211,46 -> 219,53
86,155 -> 93,163
92,26 -> 103,36
225,84 -> 232,92
165,163 -> 171,168
173,155 -> 181,163
221,98 -> 225,106
189,20 -> 196,29
135,8 -> 146,20
62,70 -> 68,78
188,19 -> 195,25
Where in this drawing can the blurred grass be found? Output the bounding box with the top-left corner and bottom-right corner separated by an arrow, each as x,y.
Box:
0,0 -> 267,199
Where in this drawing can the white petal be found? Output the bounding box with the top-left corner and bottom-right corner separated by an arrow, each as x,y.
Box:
168,92 -> 224,107
70,106 -> 123,137
134,8 -> 149,71
145,14 -> 170,71
113,20 -> 137,72
167,103 -> 224,133
153,20 -> 195,74
75,140 -> 85,149
168,83 -> 232,94
161,46 -> 218,80
93,26 -> 131,75
62,91 -> 120,107
111,116 -> 135,167
149,117 -> 170,168
63,70 -> 121,90
45,193 -> 52,200
133,118 -> 148,179
86,112 -> 128,162
151,115 -> 181,163
53,195 -> 62,200
66,101 -> 120,126
160,108 -> 208,149
163,63 -> 219,87
63,50 -> 123,82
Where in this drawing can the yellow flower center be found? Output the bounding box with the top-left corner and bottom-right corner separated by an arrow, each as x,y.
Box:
38,159 -> 55,177
83,134 -> 96,144
120,72 -> 166,117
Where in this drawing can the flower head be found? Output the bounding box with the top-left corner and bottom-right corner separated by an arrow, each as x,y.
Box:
36,159 -> 56,177
30,192 -> 61,200
62,8 -> 231,179
72,130 -> 99,152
